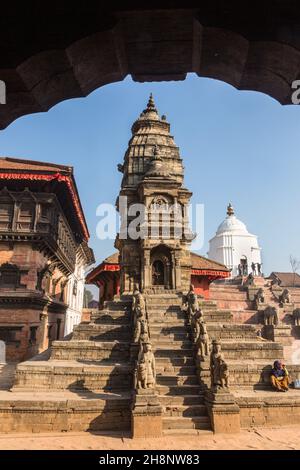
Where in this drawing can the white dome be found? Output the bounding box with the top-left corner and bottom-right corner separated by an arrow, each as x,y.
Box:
208,203 -> 262,278
216,214 -> 248,235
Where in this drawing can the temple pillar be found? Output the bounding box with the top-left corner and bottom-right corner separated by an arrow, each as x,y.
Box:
174,254 -> 181,290
38,306 -> 49,353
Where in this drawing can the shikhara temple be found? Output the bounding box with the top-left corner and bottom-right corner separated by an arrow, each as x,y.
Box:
87,94 -> 230,303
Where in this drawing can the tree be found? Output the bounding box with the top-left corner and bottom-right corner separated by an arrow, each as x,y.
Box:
289,255 -> 300,287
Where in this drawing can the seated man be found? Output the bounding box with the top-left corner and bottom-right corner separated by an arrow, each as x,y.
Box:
270,360 -> 289,392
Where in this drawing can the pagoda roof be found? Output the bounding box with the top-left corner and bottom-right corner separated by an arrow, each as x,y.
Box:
0,156 -> 89,241
86,251 -> 229,284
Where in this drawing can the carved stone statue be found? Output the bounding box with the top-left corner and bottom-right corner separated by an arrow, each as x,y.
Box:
251,262 -> 256,275
191,309 -> 203,342
196,320 -> 210,359
279,288 -> 290,305
186,284 -> 200,323
293,308 -> 300,326
254,288 -> 265,309
263,305 -> 279,326
132,287 -> 146,321
132,287 -> 148,342
136,342 -> 156,390
133,311 -> 149,343
210,340 -> 229,389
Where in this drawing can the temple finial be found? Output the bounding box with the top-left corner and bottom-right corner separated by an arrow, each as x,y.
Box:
227,203 -> 234,216
144,93 -> 157,113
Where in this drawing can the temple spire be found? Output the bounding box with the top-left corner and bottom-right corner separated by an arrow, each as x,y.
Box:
227,203 -> 234,216
143,93 -> 158,114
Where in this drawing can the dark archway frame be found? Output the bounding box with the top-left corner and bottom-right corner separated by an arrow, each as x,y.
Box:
1,3 -> 300,130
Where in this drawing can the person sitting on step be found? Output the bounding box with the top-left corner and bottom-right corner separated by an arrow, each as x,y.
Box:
270,360 -> 289,392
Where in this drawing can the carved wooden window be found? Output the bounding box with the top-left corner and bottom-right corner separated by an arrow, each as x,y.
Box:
0,263 -> 21,288
17,202 -> 34,231
37,203 -> 51,232
0,202 -> 14,231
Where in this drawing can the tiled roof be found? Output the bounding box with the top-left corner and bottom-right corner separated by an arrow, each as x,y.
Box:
0,157 -> 72,173
270,272 -> 300,287
191,252 -> 229,271
103,252 -> 119,264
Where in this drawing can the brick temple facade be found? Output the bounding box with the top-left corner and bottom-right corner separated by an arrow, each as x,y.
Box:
0,158 -> 94,361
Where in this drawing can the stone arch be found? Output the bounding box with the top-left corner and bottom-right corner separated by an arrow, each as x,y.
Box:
1,5 -> 300,129
0,340 -> 6,364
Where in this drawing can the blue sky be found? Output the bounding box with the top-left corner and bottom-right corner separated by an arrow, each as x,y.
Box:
0,74 -> 300,286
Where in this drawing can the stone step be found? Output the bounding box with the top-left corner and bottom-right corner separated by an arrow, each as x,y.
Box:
152,340 -> 193,348
158,394 -> 204,406
219,340 -> 283,360
163,404 -> 207,417
155,357 -> 195,366
91,313 -> 130,324
148,311 -> 187,320
73,324 -> 131,341
157,374 -> 198,386
162,416 -> 210,430
50,340 -> 131,362
163,428 -> 212,436
157,384 -> 201,395
13,361 -> 133,392
155,348 -> 193,358
104,300 -> 131,311
156,365 -> 196,375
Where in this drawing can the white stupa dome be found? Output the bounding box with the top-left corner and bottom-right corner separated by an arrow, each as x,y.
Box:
208,203 -> 262,278
215,203 -> 249,235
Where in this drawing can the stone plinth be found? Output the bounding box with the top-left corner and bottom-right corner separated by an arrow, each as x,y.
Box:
205,388 -> 240,434
131,388 -> 163,438
247,286 -> 259,302
262,325 -> 292,345
195,355 -> 210,391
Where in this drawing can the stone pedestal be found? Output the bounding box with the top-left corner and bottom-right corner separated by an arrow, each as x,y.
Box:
205,388 -> 240,434
262,325 -> 292,345
131,389 -> 163,438
195,355 -> 210,391
247,286 -> 259,301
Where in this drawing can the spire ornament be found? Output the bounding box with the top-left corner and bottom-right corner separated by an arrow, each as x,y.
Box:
227,203 -> 234,216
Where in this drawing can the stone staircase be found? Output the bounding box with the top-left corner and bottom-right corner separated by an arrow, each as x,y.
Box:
146,293 -> 210,435
11,298 -> 134,432
3,289 -> 300,434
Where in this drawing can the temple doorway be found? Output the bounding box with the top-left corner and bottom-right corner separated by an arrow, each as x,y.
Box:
152,260 -> 164,285
150,245 -> 172,288
240,256 -> 248,276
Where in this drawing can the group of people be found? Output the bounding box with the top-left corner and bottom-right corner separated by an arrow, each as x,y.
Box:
238,262 -> 262,277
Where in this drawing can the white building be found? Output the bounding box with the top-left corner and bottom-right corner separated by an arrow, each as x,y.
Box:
208,204 -> 262,278
64,243 -> 94,336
